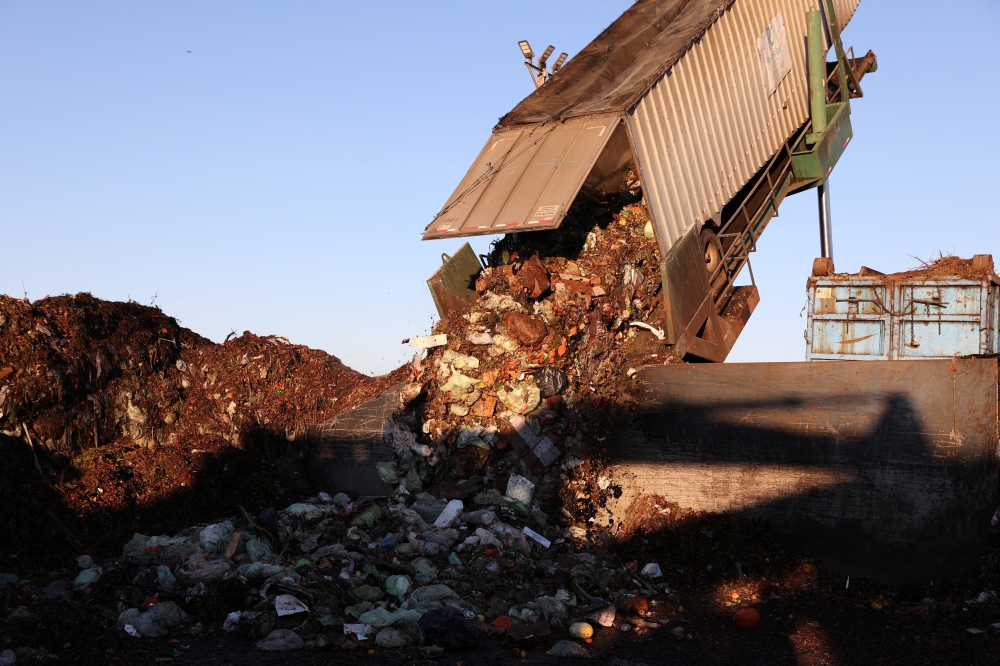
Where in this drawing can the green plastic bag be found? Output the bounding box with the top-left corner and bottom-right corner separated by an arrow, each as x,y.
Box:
385,574 -> 413,601
353,585 -> 384,602
412,558 -> 438,585
350,504 -> 382,528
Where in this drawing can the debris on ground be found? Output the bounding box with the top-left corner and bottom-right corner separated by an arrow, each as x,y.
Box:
376,182 -> 684,553
58,484 -> 678,654
0,184 -> 690,660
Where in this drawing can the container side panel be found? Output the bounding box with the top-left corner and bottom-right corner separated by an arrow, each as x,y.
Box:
807,277 -> 997,360
811,320 -> 884,357
895,322 -> 982,358
628,76 -> 687,247
899,283 -> 984,317
811,283 -> 887,315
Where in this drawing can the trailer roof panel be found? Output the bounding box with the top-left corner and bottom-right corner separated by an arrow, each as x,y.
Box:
499,0 -> 734,128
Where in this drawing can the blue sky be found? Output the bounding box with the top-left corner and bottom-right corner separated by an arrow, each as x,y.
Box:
1,1 -> 997,374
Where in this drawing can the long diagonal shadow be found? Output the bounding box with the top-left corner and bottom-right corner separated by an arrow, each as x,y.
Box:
602,358 -> 999,585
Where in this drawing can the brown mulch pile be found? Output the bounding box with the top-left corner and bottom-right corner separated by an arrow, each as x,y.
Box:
373,186 -> 681,524
0,293 -> 405,571
834,254 -> 996,281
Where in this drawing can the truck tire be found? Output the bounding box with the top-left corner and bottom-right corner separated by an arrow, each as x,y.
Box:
701,228 -> 724,279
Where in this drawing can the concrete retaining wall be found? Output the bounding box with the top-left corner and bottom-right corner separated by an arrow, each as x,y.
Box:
599,358 -> 999,584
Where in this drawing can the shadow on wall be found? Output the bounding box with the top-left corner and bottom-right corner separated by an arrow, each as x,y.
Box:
600,358 -> 1000,585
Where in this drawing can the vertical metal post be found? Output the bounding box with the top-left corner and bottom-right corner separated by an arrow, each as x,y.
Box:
818,179 -> 833,259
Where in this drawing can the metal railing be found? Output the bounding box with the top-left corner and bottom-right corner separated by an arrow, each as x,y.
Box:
707,127 -> 804,312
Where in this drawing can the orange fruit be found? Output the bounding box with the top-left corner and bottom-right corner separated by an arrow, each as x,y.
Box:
625,596 -> 649,615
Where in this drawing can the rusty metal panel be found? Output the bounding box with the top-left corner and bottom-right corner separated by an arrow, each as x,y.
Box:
808,280 -> 891,359
426,243 -> 483,321
660,227 -> 711,344
599,358 -> 999,584
811,282 -> 887,316
895,282 -> 996,357
895,321 -> 981,358
807,277 -> 1000,360
423,115 -> 620,240
811,319 -> 886,357
627,0 -> 860,258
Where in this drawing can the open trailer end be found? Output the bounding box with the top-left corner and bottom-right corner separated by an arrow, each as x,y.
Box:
424,0 -> 876,364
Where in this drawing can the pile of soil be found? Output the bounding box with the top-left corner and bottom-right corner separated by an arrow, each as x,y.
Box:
0,293 -> 406,572
382,189 -> 678,514
833,254 -> 997,282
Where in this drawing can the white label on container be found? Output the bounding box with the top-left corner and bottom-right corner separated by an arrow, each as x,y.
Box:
757,12 -> 792,96
816,287 -> 833,299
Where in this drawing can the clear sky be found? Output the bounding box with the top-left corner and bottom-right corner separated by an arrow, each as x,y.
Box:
1,1 -> 997,375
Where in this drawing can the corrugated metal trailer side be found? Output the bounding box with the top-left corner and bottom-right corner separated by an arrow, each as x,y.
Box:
629,0 -> 859,254
424,0 -> 861,246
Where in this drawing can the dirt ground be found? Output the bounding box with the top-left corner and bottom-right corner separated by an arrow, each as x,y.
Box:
0,293 -> 407,573
4,450 -> 1000,666
7,515 -> 1000,665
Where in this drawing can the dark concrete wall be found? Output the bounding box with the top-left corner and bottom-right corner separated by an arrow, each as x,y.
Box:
600,358 -> 999,584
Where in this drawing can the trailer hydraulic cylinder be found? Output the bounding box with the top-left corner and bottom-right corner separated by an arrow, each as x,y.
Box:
808,10 -> 827,140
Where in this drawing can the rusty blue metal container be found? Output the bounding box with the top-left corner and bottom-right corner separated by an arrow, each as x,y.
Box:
805,264 -> 1000,361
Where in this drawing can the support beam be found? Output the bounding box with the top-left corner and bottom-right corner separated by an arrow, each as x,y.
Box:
807,10 -> 827,144
818,179 -> 833,259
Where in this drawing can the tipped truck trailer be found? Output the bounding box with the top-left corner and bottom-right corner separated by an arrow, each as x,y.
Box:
425,0 -> 876,362
414,1 -> 999,582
